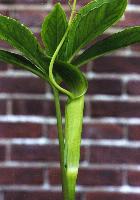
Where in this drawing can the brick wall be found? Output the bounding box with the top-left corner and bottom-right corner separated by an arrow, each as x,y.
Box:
0,0 -> 140,200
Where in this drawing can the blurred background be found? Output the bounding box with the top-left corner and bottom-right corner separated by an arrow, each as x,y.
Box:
0,0 -> 140,200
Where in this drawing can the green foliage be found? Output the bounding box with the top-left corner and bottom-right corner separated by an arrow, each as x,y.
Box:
73,26 -> 140,66
0,15 -> 47,75
0,0 -> 140,200
59,0 -> 127,61
0,14 -> 87,98
41,3 -> 68,56
0,49 -> 45,79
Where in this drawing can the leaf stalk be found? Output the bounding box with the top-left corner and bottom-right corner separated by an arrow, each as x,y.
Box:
52,87 -> 67,200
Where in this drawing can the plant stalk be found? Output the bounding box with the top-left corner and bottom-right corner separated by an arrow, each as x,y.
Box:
50,1 -> 79,199
52,87 -> 67,200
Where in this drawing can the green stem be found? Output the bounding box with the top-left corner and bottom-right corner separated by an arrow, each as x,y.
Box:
68,0 -> 77,25
52,87 -> 67,200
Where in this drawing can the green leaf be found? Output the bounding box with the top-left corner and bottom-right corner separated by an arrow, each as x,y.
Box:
72,26 -> 140,67
0,49 -> 46,79
41,3 -> 68,56
0,15 -> 48,75
59,0 -> 127,61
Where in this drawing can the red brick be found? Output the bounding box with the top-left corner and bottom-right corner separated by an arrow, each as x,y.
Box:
5,191 -> 81,200
14,0 -> 47,3
117,12 -> 140,27
0,145 -> 6,161
0,9 -> 9,15
88,79 -> 122,95
86,192 -> 140,200
0,77 -> 46,94
93,56 -> 140,74
11,144 -> 86,162
52,0 -> 67,4
0,0 -> 14,3
47,124 -> 58,139
12,98 -> 66,116
131,0 -> 140,4
128,125 -> 140,140
127,81 -> 140,95
48,168 -> 122,186
5,192 -> 63,200
0,122 -> 42,138
89,146 -> 140,164
52,0 -> 95,6
0,62 -> 9,71
12,99 -> 44,115
127,170 -> 140,186
82,124 -> 124,139
48,168 -> 60,185
0,100 -> 6,114
0,167 -> 43,185
11,144 -> 60,162
0,40 -> 12,49
130,43 -> 140,51
78,169 -> 122,186
91,101 -> 140,118
12,99 -> 56,116
9,10 -> 48,27
86,192 -> 122,200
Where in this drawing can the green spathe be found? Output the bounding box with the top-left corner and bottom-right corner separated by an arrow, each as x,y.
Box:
65,96 -> 84,200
